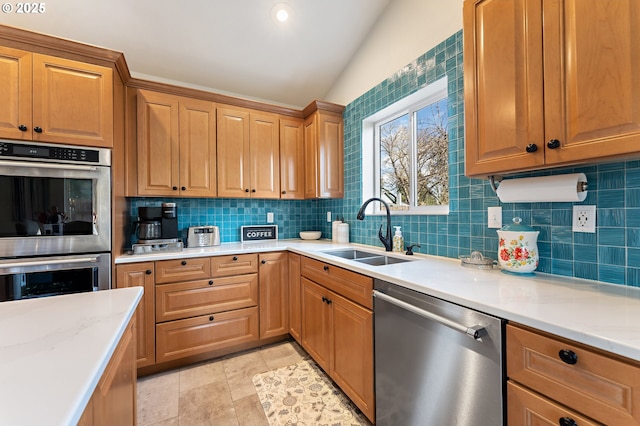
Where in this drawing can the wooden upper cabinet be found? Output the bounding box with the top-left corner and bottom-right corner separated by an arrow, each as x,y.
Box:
0,47 -> 113,147
280,117 -> 305,199
136,89 -> 216,197
0,47 -> 32,140
217,105 -> 280,198
464,0 -> 640,178
304,110 -> 344,198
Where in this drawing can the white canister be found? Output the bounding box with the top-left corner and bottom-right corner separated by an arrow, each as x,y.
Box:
337,223 -> 350,244
332,220 -> 342,242
496,217 -> 539,274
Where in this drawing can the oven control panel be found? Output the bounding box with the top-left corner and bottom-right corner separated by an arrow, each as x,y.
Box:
0,141 -> 100,163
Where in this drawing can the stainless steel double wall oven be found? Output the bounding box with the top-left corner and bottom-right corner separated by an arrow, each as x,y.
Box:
0,140 -> 111,301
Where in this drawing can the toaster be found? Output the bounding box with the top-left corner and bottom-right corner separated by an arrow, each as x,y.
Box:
187,226 -> 220,247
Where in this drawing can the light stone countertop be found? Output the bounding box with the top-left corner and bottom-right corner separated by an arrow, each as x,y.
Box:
116,239 -> 640,362
0,287 -> 143,426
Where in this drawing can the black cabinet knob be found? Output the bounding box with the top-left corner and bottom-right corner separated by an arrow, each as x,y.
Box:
181,186 -> 186,191
18,124 -> 28,131
233,256 -> 238,261
322,296 -> 327,303
326,298 -> 332,305
209,315 -> 214,321
559,417 -> 577,426
547,139 -> 561,149
172,186 -> 178,191
33,126 -> 43,133
251,189 -> 256,193
181,260 -> 187,266
245,188 -> 250,192
323,265 -> 329,272
525,143 -> 538,153
261,259 -> 266,264
282,190 -> 287,194
558,349 -> 578,365
208,280 -> 214,285
145,269 -> 152,275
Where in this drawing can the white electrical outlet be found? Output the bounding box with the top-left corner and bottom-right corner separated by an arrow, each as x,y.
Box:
488,206 -> 502,228
327,211 -> 332,222
267,212 -> 274,223
572,205 -> 596,233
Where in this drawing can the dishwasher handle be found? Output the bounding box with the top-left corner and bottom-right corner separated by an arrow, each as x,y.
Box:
373,290 -> 486,340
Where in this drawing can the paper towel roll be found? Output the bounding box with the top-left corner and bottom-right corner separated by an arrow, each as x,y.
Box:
496,173 -> 587,203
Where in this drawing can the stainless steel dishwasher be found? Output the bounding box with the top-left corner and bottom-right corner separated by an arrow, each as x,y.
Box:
373,279 -> 504,425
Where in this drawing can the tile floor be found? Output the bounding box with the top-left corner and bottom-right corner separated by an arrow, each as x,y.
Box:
137,340 -> 310,426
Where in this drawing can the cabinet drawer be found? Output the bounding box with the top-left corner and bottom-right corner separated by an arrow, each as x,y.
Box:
507,324 -> 640,424
507,381 -> 600,426
211,254 -> 258,277
155,274 -> 259,322
155,258 -> 211,284
156,307 -> 259,363
301,256 -> 373,308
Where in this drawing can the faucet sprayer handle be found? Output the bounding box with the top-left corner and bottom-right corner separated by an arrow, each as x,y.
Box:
405,244 -> 421,255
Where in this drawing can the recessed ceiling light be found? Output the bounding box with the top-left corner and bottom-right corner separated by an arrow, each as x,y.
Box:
271,3 -> 292,24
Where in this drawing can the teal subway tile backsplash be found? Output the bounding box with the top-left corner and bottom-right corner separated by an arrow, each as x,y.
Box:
125,29 -> 640,287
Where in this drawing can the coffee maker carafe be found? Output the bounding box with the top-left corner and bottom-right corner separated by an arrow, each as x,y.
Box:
134,203 -> 179,243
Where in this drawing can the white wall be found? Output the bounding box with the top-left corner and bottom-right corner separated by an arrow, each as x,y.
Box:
324,0 -> 464,106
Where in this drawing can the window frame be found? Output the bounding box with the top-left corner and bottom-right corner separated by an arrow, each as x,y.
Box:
362,76 -> 449,216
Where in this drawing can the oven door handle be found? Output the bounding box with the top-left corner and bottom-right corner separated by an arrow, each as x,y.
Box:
0,160 -> 99,172
0,256 -> 99,269
373,290 -> 486,339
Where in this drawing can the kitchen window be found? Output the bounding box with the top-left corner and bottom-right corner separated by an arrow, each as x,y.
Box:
362,77 -> 449,215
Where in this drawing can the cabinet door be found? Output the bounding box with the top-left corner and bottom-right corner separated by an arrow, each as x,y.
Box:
463,0 -> 545,177
543,0 -> 640,165
288,253 -> 302,342
280,117 -> 305,199
217,106 -> 250,197
303,114 -> 319,198
317,111 -> 344,198
300,277 -> 331,371
136,89 -> 180,196
259,252 -> 289,339
91,319 -> 136,425
0,47 -> 32,140
250,112 -> 280,198
32,54 -> 113,147
116,262 -> 155,368
331,292 -> 374,422
179,98 -> 217,197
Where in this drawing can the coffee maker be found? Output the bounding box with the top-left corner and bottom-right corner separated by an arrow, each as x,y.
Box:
132,203 -> 182,253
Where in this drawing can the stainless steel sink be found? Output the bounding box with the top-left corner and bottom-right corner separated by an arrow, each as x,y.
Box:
321,249 -> 381,259
321,249 -> 412,266
354,256 -> 411,266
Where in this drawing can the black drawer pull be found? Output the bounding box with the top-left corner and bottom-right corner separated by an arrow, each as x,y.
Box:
559,349 -> 578,365
145,269 -> 152,275
18,124 -> 28,131
323,265 -> 329,272
34,126 -> 43,133
559,417 -> 577,426
261,259 -> 266,264
172,186 -> 178,190
547,139 -> 561,149
209,315 -> 214,321
233,256 -> 238,261
181,186 -> 186,191
181,260 -> 187,266
208,280 -> 214,285
525,143 -> 538,153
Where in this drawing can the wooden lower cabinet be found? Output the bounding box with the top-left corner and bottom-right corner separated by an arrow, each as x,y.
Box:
300,273 -> 375,422
116,262 -> 155,368
288,253 -> 302,343
259,252 -> 289,339
78,317 -> 136,426
507,324 -> 640,424
156,307 -> 259,363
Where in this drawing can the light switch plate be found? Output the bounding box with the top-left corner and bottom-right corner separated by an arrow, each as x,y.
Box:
267,212 -> 274,223
488,206 -> 502,228
327,211 -> 332,222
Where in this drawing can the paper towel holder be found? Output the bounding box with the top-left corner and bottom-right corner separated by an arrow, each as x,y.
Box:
488,175 -> 588,194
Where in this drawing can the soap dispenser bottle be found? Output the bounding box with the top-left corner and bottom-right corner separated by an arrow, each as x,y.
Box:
393,226 -> 404,252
